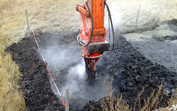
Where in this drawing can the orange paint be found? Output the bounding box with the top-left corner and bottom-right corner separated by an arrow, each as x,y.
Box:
76,0 -> 107,75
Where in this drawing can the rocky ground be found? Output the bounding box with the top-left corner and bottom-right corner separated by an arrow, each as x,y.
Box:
123,19 -> 177,73
5,22 -> 177,110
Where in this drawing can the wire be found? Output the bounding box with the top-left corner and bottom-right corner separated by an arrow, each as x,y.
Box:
28,18 -> 66,107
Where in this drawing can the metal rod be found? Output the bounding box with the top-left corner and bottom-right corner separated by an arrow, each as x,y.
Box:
25,9 -> 30,35
65,88 -> 69,111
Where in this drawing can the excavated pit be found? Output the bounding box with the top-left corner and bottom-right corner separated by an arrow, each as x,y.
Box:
5,30 -> 177,111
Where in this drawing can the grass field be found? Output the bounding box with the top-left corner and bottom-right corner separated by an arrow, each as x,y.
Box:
0,0 -> 177,111
0,0 -> 26,110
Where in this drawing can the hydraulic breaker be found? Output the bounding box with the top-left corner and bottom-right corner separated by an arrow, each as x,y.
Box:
76,0 -> 114,77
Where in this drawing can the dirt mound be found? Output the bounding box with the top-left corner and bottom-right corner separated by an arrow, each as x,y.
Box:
85,34 -> 177,110
5,32 -> 65,111
163,18 -> 177,26
5,31 -> 177,111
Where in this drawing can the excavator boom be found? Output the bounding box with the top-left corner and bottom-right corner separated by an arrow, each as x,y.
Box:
76,0 -> 113,77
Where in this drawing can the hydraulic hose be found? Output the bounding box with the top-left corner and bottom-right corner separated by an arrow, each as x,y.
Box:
104,1 -> 115,50
78,1 -> 93,47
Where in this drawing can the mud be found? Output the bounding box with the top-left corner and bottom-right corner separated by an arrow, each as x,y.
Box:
5,30 -> 177,111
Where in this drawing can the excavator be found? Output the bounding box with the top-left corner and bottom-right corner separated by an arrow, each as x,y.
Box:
76,0 -> 114,77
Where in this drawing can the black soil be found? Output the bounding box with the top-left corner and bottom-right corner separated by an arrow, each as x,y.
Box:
5,30 -> 177,111
5,32 -> 65,111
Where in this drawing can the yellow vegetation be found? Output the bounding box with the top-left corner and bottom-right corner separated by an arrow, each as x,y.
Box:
0,53 -> 26,111
0,0 -> 27,110
101,76 -> 177,111
0,0 -> 177,111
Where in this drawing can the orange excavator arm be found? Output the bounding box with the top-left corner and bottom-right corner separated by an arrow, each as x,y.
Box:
76,0 -> 114,78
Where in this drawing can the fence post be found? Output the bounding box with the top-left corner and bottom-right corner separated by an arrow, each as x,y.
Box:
25,9 -> 30,35
65,88 -> 69,111
136,5 -> 141,26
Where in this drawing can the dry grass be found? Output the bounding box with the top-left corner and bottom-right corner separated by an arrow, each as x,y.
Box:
0,0 -> 177,111
100,75 -> 130,111
0,0 -> 27,110
0,0 -> 81,110
0,53 -> 26,111
101,76 -> 177,111
134,83 -> 164,111
107,0 -> 177,33
168,89 -> 177,108
155,89 -> 177,111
